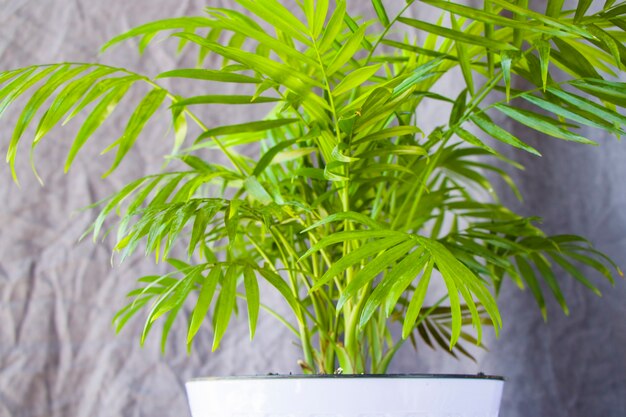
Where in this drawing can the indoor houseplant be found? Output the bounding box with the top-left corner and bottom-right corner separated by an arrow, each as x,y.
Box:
1,0 -> 625,415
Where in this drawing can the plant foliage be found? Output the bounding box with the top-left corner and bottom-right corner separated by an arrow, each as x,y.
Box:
1,0 -> 625,373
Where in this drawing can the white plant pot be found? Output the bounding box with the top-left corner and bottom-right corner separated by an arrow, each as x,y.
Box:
186,375 -> 504,417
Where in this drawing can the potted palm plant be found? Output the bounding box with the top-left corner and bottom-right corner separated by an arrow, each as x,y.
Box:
2,0 -> 625,416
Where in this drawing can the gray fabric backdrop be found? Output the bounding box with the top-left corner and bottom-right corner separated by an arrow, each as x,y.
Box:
0,1 -> 624,416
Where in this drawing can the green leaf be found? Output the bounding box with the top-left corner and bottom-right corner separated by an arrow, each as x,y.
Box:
353,126 -> 422,145
244,176 -> 273,204
12,65 -> 87,147
312,236 -> 408,290
140,270 -> 196,345
314,0 -> 331,37
301,211 -> 383,233
113,296 -> 152,334
575,0 -> 593,21
293,167 -> 326,181
344,13 -> 372,50
471,113 -> 541,156
344,86 -> 390,116
490,0 -> 591,38
186,266 -> 220,347
337,240 -> 417,311
173,34 -> 328,122
101,17 -> 214,52
0,68 -> 37,106
225,199 -> 241,246
546,0 -> 565,17
173,95 -> 280,106
257,267 -> 302,320
234,0 -> 311,46
612,3 -> 626,18
501,51 -> 512,102
333,65 -> 381,96
413,91 -> 456,104
494,104 -> 596,144
450,89 -> 468,125
521,93 -> 625,136
212,265 -> 238,351
383,251 -> 431,317
549,252 -> 601,296
515,256 -> 547,320
160,301 -> 184,353
401,259 -> 434,339
416,237 -> 501,344
188,204 -> 221,259
326,25 -> 367,76
535,39 -> 551,91
455,127 -> 497,154
547,87 -> 626,127
357,145 -> 427,158
90,177 -> 149,240
398,17 -> 517,51
319,0 -> 346,53
352,162 -> 415,177
270,147 -> 317,165
572,79 -> 626,107
171,106 -> 187,155
207,5 -> 273,33
425,0 -> 565,35
551,38 -> 601,79
391,58 -> 444,98
155,271 -> 197,332
333,344 -> 355,374
252,138 -> 301,176
3,67 -> 59,179
372,0 -> 390,27
531,253 -> 569,315
299,230 -> 406,260
564,250 -> 615,284
64,83 -> 133,172
584,27 -> 623,72
196,119 -> 298,142
214,9 -> 320,67
304,0 -> 328,38
0,68 -> 30,86
63,76 -> 140,124
359,248 -> 427,327
451,14 -> 474,96
243,266 -> 260,339
157,69 -> 261,83
380,39 -> 450,60
102,88 -> 167,177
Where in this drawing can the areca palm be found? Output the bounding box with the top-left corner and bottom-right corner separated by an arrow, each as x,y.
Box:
1,0 -> 624,374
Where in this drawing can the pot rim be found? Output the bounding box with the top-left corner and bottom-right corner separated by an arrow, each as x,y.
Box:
188,373 -> 504,382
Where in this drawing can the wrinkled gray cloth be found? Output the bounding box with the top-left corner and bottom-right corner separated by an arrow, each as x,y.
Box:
0,1 -> 624,416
